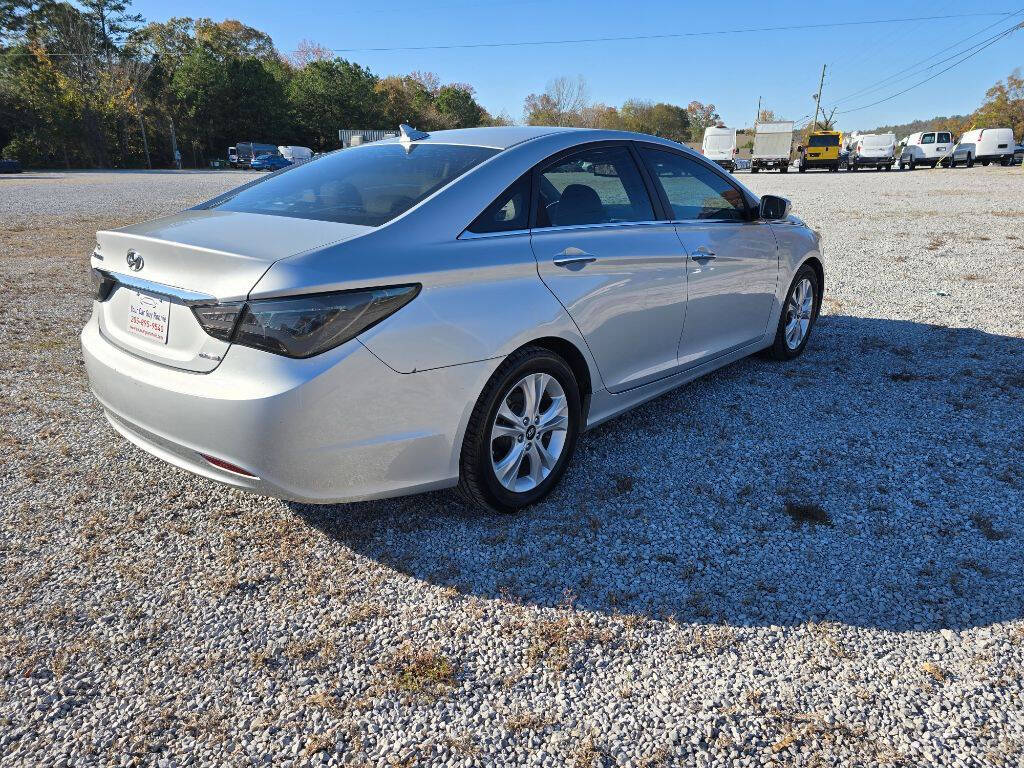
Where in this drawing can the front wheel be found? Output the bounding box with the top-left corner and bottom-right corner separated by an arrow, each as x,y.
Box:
767,266 -> 820,361
458,347 -> 581,512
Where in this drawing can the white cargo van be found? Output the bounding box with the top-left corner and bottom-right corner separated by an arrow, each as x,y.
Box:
702,126 -> 738,172
278,145 -> 314,163
951,128 -> 1015,167
898,131 -> 953,169
847,133 -> 896,171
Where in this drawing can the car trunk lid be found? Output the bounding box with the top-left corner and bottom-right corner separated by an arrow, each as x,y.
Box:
92,210 -> 372,372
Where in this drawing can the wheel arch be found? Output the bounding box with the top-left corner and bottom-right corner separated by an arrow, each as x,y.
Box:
512,335 -> 595,423
800,256 -> 825,318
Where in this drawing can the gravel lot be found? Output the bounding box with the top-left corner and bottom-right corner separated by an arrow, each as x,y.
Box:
1,166 -> 1023,768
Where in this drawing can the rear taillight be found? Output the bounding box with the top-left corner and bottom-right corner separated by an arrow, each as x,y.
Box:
191,285 -> 420,359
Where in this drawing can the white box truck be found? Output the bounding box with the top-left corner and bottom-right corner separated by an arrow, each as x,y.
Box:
278,146 -> 314,163
750,121 -> 794,173
702,126 -> 738,172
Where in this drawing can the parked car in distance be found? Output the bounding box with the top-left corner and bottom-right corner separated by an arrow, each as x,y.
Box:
750,121 -> 794,173
278,145 -> 313,163
250,153 -> 292,171
702,126 -> 738,172
227,146 -> 238,166
798,130 -> 842,172
847,133 -> 896,171
1011,143 -> 1024,166
81,125 -> 823,512
898,130 -> 953,169
232,142 -> 278,168
952,127 -> 1015,167
0,158 -> 22,173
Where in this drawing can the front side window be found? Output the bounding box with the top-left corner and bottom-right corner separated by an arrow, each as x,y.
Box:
210,143 -> 498,227
535,145 -> 654,228
639,148 -> 748,222
921,133 -> 936,144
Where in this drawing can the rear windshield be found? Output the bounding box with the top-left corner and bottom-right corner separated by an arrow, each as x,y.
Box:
921,133 -> 935,144
210,143 -> 499,226
936,132 -> 951,143
808,134 -> 839,147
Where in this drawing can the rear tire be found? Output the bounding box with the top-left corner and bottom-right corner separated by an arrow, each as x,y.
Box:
751,165 -> 759,174
768,265 -> 820,361
780,164 -> 788,173
981,159 -> 990,166
458,346 -> 581,513
966,154 -> 974,168
909,156 -> 917,170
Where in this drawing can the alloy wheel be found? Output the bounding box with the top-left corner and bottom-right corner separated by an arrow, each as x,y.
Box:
490,373 -> 569,493
784,277 -> 814,350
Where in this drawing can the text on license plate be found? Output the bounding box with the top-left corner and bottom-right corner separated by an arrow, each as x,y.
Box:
127,291 -> 170,344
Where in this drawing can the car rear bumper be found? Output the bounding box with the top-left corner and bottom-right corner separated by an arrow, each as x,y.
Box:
850,156 -> 892,166
81,307 -> 494,503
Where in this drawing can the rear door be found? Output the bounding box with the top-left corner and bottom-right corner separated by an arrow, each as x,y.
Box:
530,143 -> 688,392
637,146 -> 778,368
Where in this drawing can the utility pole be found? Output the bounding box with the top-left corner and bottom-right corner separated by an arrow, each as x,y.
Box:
754,95 -> 762,129
812,64 -> 826,131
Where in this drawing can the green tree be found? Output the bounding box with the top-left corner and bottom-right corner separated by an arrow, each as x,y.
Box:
434,84 -> 483,128
974,68 -> 1024,141
287,58 -> 378,150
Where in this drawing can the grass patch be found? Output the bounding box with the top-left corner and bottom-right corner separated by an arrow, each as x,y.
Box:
970,513 -> 1010,541
389,643 -> 458,695
785,501 -> 832,527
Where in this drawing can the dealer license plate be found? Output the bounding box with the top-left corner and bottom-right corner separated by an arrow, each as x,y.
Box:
127,291 -> 170,344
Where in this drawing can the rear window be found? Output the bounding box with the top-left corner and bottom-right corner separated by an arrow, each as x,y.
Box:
808,134 -> 839,147
936,132 -> 951,143
210,143 -> 499,226
921,133 -> 936,144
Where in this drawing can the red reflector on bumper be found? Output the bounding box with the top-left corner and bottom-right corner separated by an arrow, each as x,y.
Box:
200,454 -> 256,477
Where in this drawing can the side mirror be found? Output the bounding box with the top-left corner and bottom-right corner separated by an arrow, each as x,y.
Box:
760,194 -> 792,221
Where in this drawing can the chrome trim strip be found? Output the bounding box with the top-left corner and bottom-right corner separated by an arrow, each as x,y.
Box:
458,228 -> 531,241
97,270 -> 217,306
531,220 -> 675,235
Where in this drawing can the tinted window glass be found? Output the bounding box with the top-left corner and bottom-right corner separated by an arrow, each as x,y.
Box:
640,148 -> 748,222
936,132 -> 951,143
467,174 -> 530,234
536,146 -> 654,228
921,133 -> 936,144
808,134 -> 839,147
210,143 -> 498,226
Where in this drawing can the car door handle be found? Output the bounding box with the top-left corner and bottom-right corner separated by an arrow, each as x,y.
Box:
553,248 -> 597,268
692,247 -> 717,260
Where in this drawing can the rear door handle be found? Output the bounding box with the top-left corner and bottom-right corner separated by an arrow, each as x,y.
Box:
692,246 -> 717,261
553,248 -> 597,268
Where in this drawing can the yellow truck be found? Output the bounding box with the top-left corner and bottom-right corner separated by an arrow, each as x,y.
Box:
797,130 -> 842,172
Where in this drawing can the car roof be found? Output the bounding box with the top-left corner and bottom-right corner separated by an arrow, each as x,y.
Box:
375,125 -> 693,151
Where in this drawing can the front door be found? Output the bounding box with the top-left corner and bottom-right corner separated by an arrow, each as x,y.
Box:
531,144 -> 688,393
637,146 -> 779,368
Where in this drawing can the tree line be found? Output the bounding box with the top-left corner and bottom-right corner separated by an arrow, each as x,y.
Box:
0,1 -> 501,167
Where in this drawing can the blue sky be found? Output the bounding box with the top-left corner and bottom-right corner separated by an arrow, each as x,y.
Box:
130,0 -> 1023,131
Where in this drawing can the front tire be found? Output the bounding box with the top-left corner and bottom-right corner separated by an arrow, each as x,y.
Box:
458,347 -> 581,512
768,265 -> 820,361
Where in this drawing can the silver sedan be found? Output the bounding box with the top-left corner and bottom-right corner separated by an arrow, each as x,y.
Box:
82,125 -> 823,512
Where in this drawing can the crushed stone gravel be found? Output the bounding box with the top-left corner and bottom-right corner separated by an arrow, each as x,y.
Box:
1,167 -> 1022,767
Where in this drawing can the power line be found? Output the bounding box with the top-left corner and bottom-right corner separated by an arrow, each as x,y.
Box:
833,21 -> 1022,115
830,8 -> 1024,105
324,11 -> 1022,53
5,10 -> 1019,56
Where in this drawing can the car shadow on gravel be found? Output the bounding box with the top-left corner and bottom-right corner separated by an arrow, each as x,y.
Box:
290,315 -> 1024,632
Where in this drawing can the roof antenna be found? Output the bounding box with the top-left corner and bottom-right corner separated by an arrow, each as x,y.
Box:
399,124 -> 429,143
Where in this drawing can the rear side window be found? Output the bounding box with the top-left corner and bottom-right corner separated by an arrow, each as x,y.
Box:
535,145 -> 655,228
922,133 -> 936,144
210,143 -> 498,226
639,148 -> 748,222
467,174 -> 530,234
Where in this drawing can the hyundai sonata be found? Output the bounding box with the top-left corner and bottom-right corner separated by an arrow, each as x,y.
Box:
82,125 -> 823,512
